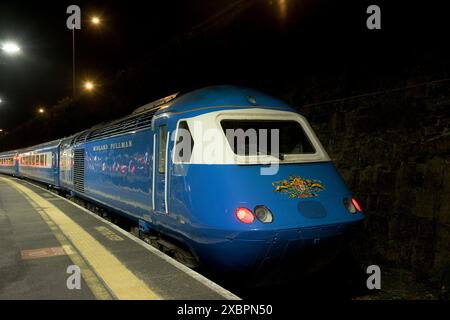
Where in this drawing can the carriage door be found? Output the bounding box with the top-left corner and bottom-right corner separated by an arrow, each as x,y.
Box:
14,153 -> 19,175
153,124 -> 169,214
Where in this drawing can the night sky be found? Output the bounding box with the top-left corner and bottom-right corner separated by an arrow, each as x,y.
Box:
0,0 -> 227,126
0,0 -> 448,133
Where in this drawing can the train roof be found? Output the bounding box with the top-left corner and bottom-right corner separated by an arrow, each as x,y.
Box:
19,139 -> 62,153
0,150 -> 19,157
152,85 -> 292,115
1,86 -> 295,152
67,85 -> 293,145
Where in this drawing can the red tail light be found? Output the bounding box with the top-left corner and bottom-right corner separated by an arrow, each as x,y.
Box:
235,207 -> 254,224
352,198 -> 362,212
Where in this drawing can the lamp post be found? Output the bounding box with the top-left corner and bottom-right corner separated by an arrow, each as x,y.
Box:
72,16 -> 101,98
72,29 -> 76,97
0,42 -> 20,130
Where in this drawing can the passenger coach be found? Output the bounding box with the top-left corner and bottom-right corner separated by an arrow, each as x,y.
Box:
0,151 -> 18,176
18,139 -> 61,187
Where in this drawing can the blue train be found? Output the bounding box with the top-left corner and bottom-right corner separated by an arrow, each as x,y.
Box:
0,86 -> 364,284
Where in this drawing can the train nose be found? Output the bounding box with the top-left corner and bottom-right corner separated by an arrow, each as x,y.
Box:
296,200 -> 327,219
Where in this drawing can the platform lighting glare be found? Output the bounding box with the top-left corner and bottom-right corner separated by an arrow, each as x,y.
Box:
84,81 -> 95,91
1,42 -> 21,54
38,108 -> 45,114
91,17 -> 101,25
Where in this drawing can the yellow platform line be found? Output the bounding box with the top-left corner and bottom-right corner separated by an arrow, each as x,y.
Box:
36,205 -> 113,300
1,177 -> 161,300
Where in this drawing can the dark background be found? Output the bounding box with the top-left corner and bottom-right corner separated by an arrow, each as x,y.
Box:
0,0 -> 447,136
0,0 -> 449,298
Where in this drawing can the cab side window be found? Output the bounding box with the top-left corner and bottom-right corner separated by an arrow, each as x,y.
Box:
174,121 -> 194,163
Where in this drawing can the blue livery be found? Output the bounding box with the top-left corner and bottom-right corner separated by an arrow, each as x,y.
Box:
0,150 -> 18,175
0,85 -> 364,284
17,140 -> 61,187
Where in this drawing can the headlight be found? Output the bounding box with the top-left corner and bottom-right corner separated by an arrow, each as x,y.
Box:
254,205 -> 273,223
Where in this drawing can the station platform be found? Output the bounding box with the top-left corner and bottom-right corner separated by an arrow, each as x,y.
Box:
0,175 -> 239,300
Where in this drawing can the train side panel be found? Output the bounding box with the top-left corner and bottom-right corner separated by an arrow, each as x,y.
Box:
18,142 -> 61,187
80,129 -> 154,221
0,151 -> 18,175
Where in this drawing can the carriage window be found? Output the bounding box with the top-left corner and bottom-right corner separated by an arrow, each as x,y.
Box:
174,121 -> 194,163
221,120 -> 316,157
158,125 -> 168,173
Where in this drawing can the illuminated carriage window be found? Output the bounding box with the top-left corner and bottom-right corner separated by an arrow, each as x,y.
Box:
174,121 -> 194,163
0,158 -> 9,165
221,120 -> 316,157
158,125 -> 168,173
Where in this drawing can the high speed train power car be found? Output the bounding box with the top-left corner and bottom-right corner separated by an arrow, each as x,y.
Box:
0,85 -> 364,284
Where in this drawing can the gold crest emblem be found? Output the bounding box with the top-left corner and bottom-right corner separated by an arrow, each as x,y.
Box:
272,176 -> 324,198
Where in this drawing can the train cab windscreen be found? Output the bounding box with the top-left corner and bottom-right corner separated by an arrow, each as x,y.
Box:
220,120 -> 316,157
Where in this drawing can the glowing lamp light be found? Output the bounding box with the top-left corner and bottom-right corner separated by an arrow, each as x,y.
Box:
1,42 -> 21,54
84,81 -> 95,91
38,108 -> 45,114
91,17 -> 101,25
352,198 -> 362,212
235,207 -> 255,224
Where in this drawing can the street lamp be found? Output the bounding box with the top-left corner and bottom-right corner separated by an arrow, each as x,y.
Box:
38,107 -> 45,114
1,42 -> 21,55
91,16 -> 101,25
72,15 -> 102,98
84,81 -> 95,91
